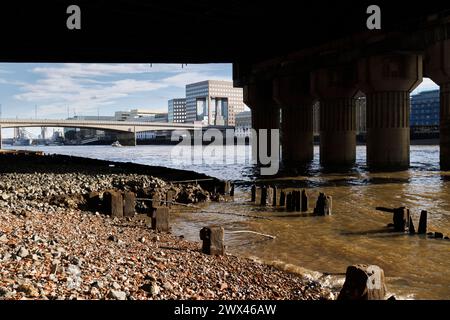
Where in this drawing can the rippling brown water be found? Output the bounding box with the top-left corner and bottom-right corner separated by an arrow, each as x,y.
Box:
9,145 -> 450,299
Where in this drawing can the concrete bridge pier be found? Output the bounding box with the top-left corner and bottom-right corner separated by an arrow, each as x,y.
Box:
425,40 -> 450,170
311,66 -> 359,167
273,75 -> 314,164
117,131 -> 137,146
244,81 -> 280,164
359,54 -> 423,169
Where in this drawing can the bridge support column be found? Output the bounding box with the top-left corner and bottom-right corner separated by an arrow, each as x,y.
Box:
319,97 -> 356,166
311,65 -> 359,167
244,81 -> 280,165
425,40 -> 450,170
117,132 -> 137,146
359,54 -> 422,169
273,75 -> 314,164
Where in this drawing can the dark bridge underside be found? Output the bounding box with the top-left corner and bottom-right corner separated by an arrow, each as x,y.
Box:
0,0 -> 448,64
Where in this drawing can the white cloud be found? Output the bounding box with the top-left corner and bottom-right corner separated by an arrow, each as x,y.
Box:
10,63 -> 232,117
412,77 -> 439,94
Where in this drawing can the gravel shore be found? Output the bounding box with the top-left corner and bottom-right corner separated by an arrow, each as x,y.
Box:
0,206 -> 334,300
0,155 -> 334,300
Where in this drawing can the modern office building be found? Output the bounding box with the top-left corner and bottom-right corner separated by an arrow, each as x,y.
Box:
185,80 -> 245,126
410,89 -> 440,128
115,109 -> 167,122
168,98 -> 187,123
234,111 -> 252,138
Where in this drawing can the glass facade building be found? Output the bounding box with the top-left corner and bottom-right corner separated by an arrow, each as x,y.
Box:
410,89 -> 440,127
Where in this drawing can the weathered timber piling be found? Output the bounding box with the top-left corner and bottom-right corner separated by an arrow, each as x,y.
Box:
279,191 -> 286,207
337,264 -> 387,300
434,232 -> 444,239
376,206 -> 411,232
166,190 -> 175,208
301,189 -> 308,212
294,190 -> 301,211
251,185 -> 256,202
151,193 -> 161,209
392,207 -> 409,232
224,181 -> 231,195
409,215 -> 416,234
152,207 -> 170,232
267,186 -> 274,207
272,186 -> 279,206
286,192 -> 294,212
199,226 -> 225,255
314,193 -> 332,216
418,210 -> 427,234
230,183 -> 235,197
87,191 -> 101,212
260,186 -> 268,206
123,191 -> 136,217
104,190 -> 124,218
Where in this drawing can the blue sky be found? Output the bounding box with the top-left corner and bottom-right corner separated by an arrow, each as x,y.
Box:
0,63 -> 233,119
0,63 -> 440,138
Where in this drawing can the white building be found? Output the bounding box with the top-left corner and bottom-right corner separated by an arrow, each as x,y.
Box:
168,98 -> 186,123
114,109 -> 168,122
185,80 -> 245,126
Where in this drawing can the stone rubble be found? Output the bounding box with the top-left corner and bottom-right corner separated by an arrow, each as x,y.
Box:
0,206 -> 333,300
0,170 -> 334,300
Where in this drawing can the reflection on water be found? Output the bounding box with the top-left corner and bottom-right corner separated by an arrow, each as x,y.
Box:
8,145 -> 450,299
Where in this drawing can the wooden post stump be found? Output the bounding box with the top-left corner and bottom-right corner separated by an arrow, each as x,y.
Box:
166,190 -> 175,208
151,193 -> 161,210
152,207 -> 170,232
286,192 -> 293,211
87,191 -> 101,212
408,215 -> 416,234
224,181 -> 231,195
123,191 -> 136,217
260,186 -> 268,206
392,207 -> 409,232
251,185 -> 256,202
104,190 -> 123,218
294,190 -> 301,211
272,186 -> 279,206
301,189 -> 308,212
230,184 -> 235,197
418,210 -> 427,234
279,191 -> 286,207
267,186 -> 274,206
314,193 -> 332,216
199,226 -> 224,255
337,264 -> 387,300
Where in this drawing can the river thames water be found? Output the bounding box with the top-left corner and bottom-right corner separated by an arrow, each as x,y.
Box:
7,144 -> 450,299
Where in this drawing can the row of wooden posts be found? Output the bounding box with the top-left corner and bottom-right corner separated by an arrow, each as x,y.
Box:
376,206 -> 449,239
88,189 -> 227,252
251,185 -> 332,215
